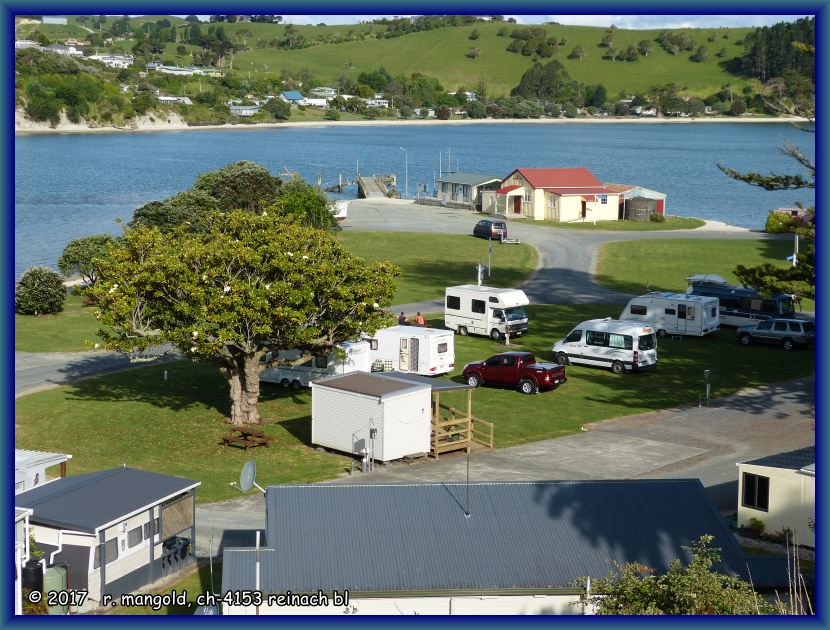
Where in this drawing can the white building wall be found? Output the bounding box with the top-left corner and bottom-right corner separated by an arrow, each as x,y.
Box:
379,389 -> 431,460
738,464 -> 815,547
311,387 -> 382,457
223,593 -> 584,615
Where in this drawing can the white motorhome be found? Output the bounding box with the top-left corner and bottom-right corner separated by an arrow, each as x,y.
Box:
444,285 -> 529,340
365,326 -> 455,376
260,341 -> 372,389
552,318 -> 658,374
620,292 -> 720,337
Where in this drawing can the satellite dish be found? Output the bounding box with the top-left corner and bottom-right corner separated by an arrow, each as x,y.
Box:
240,460 -> 256,493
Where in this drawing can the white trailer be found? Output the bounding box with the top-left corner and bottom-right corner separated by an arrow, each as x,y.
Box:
620,292 -> 720,337
365,326 -> 455,376
444,285 -> 529,340
260,341 -> 371,389
311,372 -> 431,462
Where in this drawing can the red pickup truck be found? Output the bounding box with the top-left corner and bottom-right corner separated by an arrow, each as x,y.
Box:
462,351 -> 567,395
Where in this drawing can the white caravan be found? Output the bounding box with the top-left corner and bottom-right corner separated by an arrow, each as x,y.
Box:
620,292 -> 720,337
444,285 -> 530,340
364,325 -> 455,376
552,318 -> 658,374
260,341 -> 372,389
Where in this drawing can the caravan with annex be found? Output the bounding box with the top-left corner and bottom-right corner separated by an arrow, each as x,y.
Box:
620,292 -> 720,337
552,318 -> 657,374
686,274 -> 796,327
364,325 -> 455,376
444,285 -> 529,340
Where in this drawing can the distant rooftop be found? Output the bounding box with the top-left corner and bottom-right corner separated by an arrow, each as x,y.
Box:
436,172 -> 502,186
742,446 -> 815,471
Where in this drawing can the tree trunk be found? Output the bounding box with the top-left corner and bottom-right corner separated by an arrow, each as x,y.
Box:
220,354 -> 262,426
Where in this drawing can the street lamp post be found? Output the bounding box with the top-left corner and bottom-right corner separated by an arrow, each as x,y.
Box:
399,147 -> 408,197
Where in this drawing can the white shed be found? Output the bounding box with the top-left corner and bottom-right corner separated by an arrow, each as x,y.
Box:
311,372 -> 431,461
15,449 -> 72,494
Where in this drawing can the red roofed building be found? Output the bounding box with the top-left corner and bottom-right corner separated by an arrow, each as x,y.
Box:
482,167 -> 622,222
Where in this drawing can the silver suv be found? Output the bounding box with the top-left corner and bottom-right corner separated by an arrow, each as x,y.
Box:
473,219 -> 507,240
737,318 -> 814,351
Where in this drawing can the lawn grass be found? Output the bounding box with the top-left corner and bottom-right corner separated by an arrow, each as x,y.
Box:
15,306 -> 813,499
515,216 -> 705,231
596,238 -> 815,311
14,292 -> 101,353
106,561 -> 222,615
13,234 -> 537,352
336,232 -> 537,304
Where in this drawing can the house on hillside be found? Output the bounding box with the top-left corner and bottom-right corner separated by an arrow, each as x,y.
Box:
16,467 -> 200,613
738,446 -> 815,547
158,95 -> 193,105
482,167 -> 621,222
14,40 -> 42,50
41,16 -> 68,25
229,104 -> 260,117
220,479 -> 789,615
310,87 -> 337,98
88,53 -> 134,68
435,172 -> 502,209
45,43 -> 83,57
279,91 -> 307,106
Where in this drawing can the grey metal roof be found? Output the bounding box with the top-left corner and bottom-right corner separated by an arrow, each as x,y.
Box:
15,467 -> 200,534
312,372 -> 428,399
221,480 -> 768,595
742,446 -> 815,471
435,172 -> 502,186
376,371 -> 472,392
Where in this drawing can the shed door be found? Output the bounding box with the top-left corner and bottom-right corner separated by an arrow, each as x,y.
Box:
513,196 -> 522,214
656,199 -> 665,215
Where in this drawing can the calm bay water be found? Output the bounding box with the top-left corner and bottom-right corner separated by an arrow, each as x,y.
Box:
14,122 -> 814,279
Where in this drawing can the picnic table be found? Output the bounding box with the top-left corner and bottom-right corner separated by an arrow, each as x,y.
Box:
221,426 -> 274,451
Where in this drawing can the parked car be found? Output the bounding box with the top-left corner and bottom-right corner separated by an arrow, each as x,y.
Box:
736,318 -> 814,350
473,219 -> 507,240
462,351 -> 566,394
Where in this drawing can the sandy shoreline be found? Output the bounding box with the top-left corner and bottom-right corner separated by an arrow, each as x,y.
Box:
15,114 -> 809,136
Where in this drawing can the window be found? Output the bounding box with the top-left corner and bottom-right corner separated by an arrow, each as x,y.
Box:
710,307 -> 717,318
524,191 -> 531,203
488,296 -> 499,303
686,306 -> 695,320
502,356 -> 516,367
547,195 -> 556,208
437,343 -> 448,353
609,334 -> 633,350
471,299 -> 486,314
761,300 -> 778,313
94,538 -> 120,568
600,196 -> 607,205
788,322 -> 802,333
446,295 -> 460,310
665,308 -> 676,315
314,356 -> 329,369
802,322 -> 814,333
400,339 -> 408,349
742,472 -> 769,511
368,339 -> 378,350
757,321 -> 772,331
774,321 -> 788,332
721,297 -> 740,309
678,304 -> 687,320
630,305 -> 647,315
586,331 -> 608,347
565,330 -> 582,343
638,334 -> 657,350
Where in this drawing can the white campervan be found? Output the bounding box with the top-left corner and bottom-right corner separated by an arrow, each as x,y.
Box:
260,341 -> 371,389
444,285 -> 529,340
552,318 -> 658,374
365,325 -> 455,376
620,292 -> 720,337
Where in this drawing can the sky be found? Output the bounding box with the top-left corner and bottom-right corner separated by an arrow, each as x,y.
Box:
273,15 -> 812,28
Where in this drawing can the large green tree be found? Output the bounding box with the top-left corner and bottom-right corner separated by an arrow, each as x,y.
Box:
57,234 -> 117,287
89,211 -> 398,425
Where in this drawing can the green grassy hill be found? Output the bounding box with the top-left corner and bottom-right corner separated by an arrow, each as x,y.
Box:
18,17 -> 757,98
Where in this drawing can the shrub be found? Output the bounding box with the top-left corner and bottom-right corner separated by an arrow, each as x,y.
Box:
649,212 -> 665,223
765,210 -> 795,233
15,266 -> 66,315
747,517 -> 766,535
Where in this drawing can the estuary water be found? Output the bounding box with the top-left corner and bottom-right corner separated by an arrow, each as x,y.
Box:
14,122 -> 814,279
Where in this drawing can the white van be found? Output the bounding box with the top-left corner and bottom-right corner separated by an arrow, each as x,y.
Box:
444,285 -> 529,340
620,292 -> 720,337
365,325 -> 455,376
551,319 -> 658,374
260,341 -> 372,389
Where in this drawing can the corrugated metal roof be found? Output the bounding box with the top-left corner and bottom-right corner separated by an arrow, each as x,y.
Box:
377,371 -> 472,392
495,185 -> 521,194
281,91 -> 305,100
15,468 -> 200,534
435,173 -> 502,186
312,372 -> 428,398
742,446 -> 815,471
15,449 -> 72,471
544,187 -> 612,195
221,480 -> 762,595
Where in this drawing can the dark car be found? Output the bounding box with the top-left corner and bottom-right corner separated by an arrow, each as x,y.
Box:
473,219 -> 508,240
736,318 -> 814,351
462,351 -> 566,395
